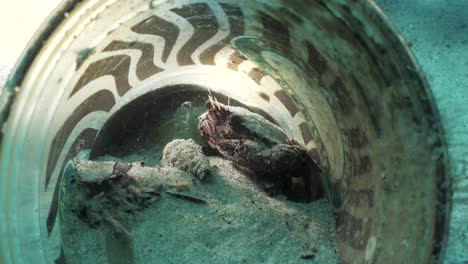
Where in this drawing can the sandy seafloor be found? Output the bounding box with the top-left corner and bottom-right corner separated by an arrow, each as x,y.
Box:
62,153 -> 338,264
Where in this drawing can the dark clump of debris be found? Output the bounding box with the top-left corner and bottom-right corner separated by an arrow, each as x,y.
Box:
70,162 -> 161,229
198,96 -> 323,202
68,138 -> 212,230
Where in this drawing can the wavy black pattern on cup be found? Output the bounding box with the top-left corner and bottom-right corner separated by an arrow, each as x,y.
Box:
199,3 -> 245,65
171,3 -> 218,66
130,15 -> 180,63
69,55 -> 132,98
103,41 -> 164,80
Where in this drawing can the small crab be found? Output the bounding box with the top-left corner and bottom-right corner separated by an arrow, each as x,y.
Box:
198,97 -> 322,202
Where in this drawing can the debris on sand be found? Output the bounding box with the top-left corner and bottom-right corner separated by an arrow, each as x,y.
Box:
74,158 -> 194,192
162,138 -> 212,181
70,137 -> 216,229
71,157 -> 197,228
103,210 -> 134,240
165,191 -> 208,204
